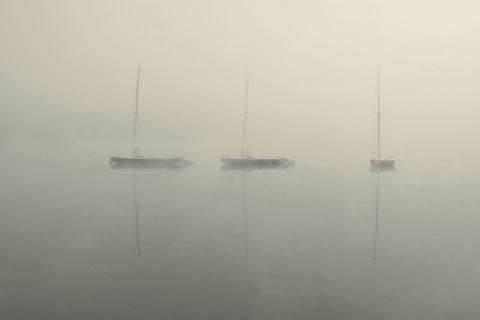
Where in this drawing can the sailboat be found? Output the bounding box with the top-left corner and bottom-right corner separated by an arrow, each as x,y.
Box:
370,68 -> 395,167
110,66 -> 186,166
221,69 -> 294,167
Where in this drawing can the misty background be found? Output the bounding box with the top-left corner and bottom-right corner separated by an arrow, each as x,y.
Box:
2,1 -> 480,319
2,0 -> 479,164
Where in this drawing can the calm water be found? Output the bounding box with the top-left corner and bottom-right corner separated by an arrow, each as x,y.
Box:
2,143 -> 480,319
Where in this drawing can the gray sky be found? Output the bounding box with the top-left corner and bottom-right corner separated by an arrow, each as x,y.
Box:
1,0 -> 479,160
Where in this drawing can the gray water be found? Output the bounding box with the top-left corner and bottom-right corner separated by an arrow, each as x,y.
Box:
2,139 -> 480,319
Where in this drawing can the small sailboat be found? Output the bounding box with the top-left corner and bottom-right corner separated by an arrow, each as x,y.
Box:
110,66 -> 186,166
371,68 -> 395,167
221,70 -> 294,167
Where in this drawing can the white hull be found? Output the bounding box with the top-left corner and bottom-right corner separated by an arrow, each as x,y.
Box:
111,156 -> 184,165
221,157 -> 294,166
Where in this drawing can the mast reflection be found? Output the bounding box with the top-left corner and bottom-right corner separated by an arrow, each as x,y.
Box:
242,170 -> 248,264
112,161 -> 192,259
372,166 -> 395,261
225,163 -> 292,263
133,171 -> 141,259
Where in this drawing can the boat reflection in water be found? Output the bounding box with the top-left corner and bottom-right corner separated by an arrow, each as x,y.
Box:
225,162 -> 294,265
111,160 -> 192,260
132,171 -> 141,259
372,165 -> 395,261
110,159 -> 193,170
241,170 -> 248,263
370,164 -> 395,174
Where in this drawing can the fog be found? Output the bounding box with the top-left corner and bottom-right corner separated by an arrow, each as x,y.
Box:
2,1 -> 480,319
2,0 -> 479,161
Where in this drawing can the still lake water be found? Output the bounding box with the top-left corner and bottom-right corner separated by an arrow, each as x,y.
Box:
2,143 -> 480,319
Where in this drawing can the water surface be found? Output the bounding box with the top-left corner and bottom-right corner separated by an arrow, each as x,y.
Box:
2,142 -> 480,320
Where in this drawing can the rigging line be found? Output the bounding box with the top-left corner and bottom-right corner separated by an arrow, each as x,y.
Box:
383,112 -> 390,156
242,68 -> 249,158
133,66 -> 141,158
382,82 -> 391,156
371,69 -> 379,157
371,108 -> 377,157
377,68 -> 381,158
379,70 -> 391,156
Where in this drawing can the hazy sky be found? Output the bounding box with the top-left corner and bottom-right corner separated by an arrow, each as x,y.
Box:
1,0 -> 479,160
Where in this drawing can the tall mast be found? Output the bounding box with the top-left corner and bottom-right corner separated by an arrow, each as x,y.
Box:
242,69 -> 249,158
377,68 -> 381,159
133,66 -> 140,158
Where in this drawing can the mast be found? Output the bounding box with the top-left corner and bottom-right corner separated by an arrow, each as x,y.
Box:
242,69 -> 249,158
133,66 -> 141,158
377,68 -> 381,159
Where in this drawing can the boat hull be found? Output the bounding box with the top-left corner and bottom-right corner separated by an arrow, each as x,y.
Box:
370,158 -> 395,167
221,157 -> 294,166
111,156 -> 184,165
222,163 -> 291,170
